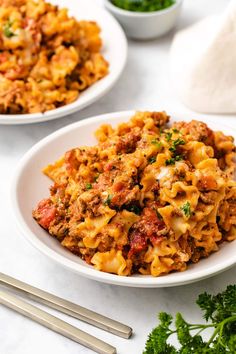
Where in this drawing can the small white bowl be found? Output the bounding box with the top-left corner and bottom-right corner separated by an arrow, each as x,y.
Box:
104,0 -> 183,39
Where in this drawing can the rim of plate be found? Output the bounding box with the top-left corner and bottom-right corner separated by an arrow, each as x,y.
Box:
0,1 -> 127,125
11,111 -> 236,287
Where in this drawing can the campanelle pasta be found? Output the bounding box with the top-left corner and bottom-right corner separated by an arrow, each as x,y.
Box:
0,0 -> 108,114
33,112 -> 236,277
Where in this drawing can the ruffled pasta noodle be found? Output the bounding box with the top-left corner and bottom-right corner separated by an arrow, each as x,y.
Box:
0,0 -> 108,114
33,112 -> 236,277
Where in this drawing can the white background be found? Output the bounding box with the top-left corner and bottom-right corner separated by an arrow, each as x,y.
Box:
0,0 -> 235,353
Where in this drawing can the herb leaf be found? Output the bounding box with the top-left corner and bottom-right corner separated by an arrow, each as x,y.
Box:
172,128 -> 179,133
143,285 -> 236,354
104,194 -> 112,206
126,204 -> 141,215
86,183 -> 92,190
149,156 -> 156,164
180,201 -> 191,218
169,138 -> 185,152
165,158 -> 175,166
151,139 -> 162,148
165,155 -> 183,166
175,155 -> 182,162
165,132 -> 172,142
3,21 -> 15,38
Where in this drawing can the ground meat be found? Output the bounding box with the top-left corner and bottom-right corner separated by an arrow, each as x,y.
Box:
94,158 -> 139,204
151,181 -> 160,194
97,235 -> 115,252
227,201 -> 236,222
191,247 -> 209,263
50,183 -> 70,211
111,184 -> 139,208
115,129 -> 141,154
65,149 -> 80,175
200,191 -> 218,204
94,159 -> 124,191
150,111 -> 170,127
94,172 -> 112,191
173,120 -> 214,146
76,190 -> 102,218
65,147 -> 98,175
49,222 -> 68,241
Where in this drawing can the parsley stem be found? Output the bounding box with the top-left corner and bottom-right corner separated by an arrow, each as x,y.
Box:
187,324 -> 215,329
207,326 -> 220,346
195,327 -> 208,336
206,315 -> 236,347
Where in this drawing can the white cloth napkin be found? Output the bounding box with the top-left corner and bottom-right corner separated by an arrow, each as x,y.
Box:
170,0 -> 236,114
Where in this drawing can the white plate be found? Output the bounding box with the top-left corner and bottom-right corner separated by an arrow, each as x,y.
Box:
0,0 -> 127,125
12,111 -> 236,287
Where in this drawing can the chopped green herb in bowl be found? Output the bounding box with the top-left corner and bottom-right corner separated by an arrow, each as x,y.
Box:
111,0 -> 176,13
104,0 -> 183,40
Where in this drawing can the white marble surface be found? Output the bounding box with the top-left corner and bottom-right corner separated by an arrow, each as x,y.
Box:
0,0 -> 235,353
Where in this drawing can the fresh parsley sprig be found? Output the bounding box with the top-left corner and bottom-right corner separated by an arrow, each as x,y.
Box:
144,285 -> 236,354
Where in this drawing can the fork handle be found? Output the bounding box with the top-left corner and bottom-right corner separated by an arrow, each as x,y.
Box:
0,272 -> 132,339
0,289 -> 116,354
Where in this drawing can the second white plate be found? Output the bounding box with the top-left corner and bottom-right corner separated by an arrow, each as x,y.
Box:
0,0 -> 127,125
12,111 -> 236,287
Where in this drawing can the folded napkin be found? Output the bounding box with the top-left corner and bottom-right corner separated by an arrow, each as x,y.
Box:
170,0 -> 236,114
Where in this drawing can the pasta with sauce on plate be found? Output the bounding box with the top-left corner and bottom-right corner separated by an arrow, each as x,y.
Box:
0,0 -> 108,114
33,112 -> 236,277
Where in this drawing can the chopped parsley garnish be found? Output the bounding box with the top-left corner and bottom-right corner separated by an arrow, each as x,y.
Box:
165,132 -> 172,142
104,194 -> 112,206
180,201 -> 191,217
165,155 -> 183,165
175,155 -> 182,161
165,158 -> 175,165
144,285 -> 236,354
169,138 -> 185,152
172,128 -> 179,133
149,156 -> 156,164
155,209 -> 163,220
126,204 -> 141,215
94,175 -> 99,182
151,139 -> 162,148
85,183 -> 92,190
3,21 -> 15,38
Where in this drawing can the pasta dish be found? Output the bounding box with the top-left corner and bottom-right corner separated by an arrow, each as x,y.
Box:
0,0 -> 108,114
33,112 -> 236,276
